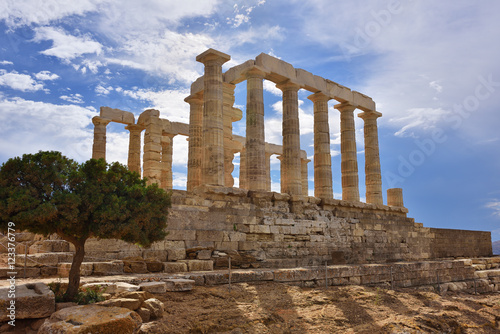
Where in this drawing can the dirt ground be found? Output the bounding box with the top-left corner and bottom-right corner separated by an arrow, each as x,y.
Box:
153,282 -> 500,334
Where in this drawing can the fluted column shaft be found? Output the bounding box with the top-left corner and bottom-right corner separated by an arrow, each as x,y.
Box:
301,158 -> 310,197
239,147 -> 247,189
142,109 -> 162,186
277,81 -> 302,196
196,49 -> 230,186
92,117 -> 110,160
265,152 -> 272,191
359,111 -> 383,204
308,92 -> 333,199
185,94 -> 204,191
246,68 -> 267,191
336,102 -> 360,202
161,134 -> 175,190
223,83 -> 237,187
125,124 -> 143,174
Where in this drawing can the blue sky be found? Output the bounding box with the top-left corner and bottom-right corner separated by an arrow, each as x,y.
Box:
1,1 -> 499,240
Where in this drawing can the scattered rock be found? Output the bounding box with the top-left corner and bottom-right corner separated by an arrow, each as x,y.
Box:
136,307 -> 151,323
98,298 -> 142,311
138,321 -> 169,333
142,298 -> 164,320
115,291 -> 154,305
0,282 -> 55,321
165,279 -> 195,292
38,305 -> 142,334
115,282 -> 140,293
139,282 -> 167,294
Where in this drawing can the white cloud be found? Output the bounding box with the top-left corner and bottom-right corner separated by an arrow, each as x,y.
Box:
33,26 -> 103,61
390,108 -> 450,137
0,60 -> 13,65
60,93 -> 84,104
0,97 -> 97,162
485,200 -> 500,218
0,69 -> 44,91
263,80 -> 281,96
95,84 -> 113,95
0,0 -> 101,28
35,70 -> 59,81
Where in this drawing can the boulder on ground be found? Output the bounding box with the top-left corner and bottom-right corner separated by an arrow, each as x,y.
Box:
38,305 -> 142,334
115,282 -> 140,293
0,282 -> 55,321
141,298 -> 164,320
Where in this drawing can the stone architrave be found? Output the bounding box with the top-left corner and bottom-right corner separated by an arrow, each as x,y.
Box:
125,124 -> 143,174
92,116 -> 110,160
301,158 -> 310,197
359,111 -> 383,205
308,92 -> 333,199
161,134 -> 175,190
142,109 -> 162,186
245,67 -> 267,191
196,49 -> 231,186
276,80 -> 302,196
185,93 -> 203,192
335,102 -> 360,202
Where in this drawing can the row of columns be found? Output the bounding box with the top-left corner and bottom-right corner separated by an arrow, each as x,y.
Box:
187,49 -> 384,204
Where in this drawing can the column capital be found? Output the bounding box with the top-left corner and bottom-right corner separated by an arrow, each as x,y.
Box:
276,80 -> 301,92
184,92 -> 204,105
358,110 -> 382,120
334,102 -> 358,113
125,124 -> 144,132
307,91 -> 330,103
92,116 -> 111,126
243,66 -> 267,79
196,48 -> 230,66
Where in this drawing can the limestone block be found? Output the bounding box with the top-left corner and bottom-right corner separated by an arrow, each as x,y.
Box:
100,106 -> 135,125
255,53 -> 297,81
224,59 -> 256,84
142,250 -> 167,262
163,262 -> 188,273
57,262 -> 93,277
164,279 -> 195,292
167,230 -> 196,241
139,282 -> 167,294
196,230 -> 226,241
167,248 -> 186,261
93,261 -> 124,276
97,298 -> 142,311
296,68 -> 316,90
326,80 -> 352,102
352,91 -> 375,111
123,257 -> 148,274
180,260 -> 214,272
313,75 -> 327,92
141,298 -> 164,319
197,249 -> 213,260
214,241 -> 239,251
81,282 -> 117,294
145,259 -> 164,272
249,225 -> 271,234
115,282 -> 140,293
136,307 -> 150,323
0,283 -> 55,321
0,267 -> 40,278
38,305 -> 142,334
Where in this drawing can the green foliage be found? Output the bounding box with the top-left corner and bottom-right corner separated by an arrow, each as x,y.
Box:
75,285 -> 106,305
0,151 -> 171,246
48,280 -> 66,303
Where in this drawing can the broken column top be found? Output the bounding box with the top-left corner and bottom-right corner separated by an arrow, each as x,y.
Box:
196,48 -> 231,64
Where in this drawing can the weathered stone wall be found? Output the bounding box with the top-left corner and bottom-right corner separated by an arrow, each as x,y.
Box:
430,228 -> 492,259
76,187 -> 491,267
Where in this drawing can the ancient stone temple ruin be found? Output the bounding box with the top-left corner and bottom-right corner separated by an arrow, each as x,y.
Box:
91,49 -> 492,268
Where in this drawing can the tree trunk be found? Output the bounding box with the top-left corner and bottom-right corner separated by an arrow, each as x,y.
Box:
64,239 -> 86,301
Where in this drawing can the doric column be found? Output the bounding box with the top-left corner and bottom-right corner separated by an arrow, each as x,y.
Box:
196,49 -> 231,186
301,158 -> 310,197
125,124 -> 143,174
91,116 -> 110,160
185,93 -> 204,192
222,83 -> 240,188
335,102 -> 360,202
387,188 -> 404,207
239,147 -> 247,189
308,92 -> 333,199
359,111 -> 383,205
245,67 -> 267,191
161,134 -> 175,190
276,80 -> 302,196
276,155 -> 285,193
142,109 -> 162,186
265,152 -> 273,191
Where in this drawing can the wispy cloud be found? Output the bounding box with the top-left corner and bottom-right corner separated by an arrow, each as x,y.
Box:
0,69 -> 44,91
